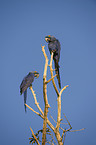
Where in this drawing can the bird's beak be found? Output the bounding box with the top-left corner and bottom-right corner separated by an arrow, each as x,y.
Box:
36,73 -> 39,78
45,38 -> 49,42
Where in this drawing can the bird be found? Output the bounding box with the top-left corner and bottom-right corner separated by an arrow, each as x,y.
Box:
20,71 -> 39,112
45,35 -> 61,89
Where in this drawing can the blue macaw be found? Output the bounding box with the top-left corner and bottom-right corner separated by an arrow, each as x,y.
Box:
45,35 -> 61,89
20,71 -> 39,112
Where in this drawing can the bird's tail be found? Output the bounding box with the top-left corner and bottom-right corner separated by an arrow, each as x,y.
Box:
54,59 -> 61,89
24,90 -> 27,112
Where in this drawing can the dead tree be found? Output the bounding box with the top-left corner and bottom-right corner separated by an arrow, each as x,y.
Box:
25,45 -> 85,145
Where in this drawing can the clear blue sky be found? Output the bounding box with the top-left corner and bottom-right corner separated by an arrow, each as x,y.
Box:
0,0 -> 96,144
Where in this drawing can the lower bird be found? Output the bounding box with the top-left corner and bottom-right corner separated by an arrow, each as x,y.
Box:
45,35 -> 61,89
20,71 -> 39,112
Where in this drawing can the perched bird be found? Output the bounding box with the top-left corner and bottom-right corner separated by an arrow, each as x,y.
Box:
45,35 -> 61,89
20,71 -> 39,112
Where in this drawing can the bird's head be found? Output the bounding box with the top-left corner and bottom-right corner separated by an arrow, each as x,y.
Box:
33,71 -> 39,78
45,35 -> 56,42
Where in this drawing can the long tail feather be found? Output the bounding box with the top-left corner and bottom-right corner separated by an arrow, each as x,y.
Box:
54,59 -> 61,89
24,90 -> 27,112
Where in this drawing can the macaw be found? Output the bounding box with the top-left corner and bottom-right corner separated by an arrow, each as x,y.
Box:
45,35 -> 61,89
20,71 -> 39,112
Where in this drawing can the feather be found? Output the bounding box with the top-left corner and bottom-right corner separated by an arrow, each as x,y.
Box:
24,90 -> 27,112
54,59 -> 61,89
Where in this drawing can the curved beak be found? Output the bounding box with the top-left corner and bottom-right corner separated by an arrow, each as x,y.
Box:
45,37 -> 49,42
36,73 -> 39,78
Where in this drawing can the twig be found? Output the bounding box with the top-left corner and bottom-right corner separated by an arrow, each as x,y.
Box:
63,132 -> 66,145
63,113 -> 72,130
61,113 -> 72,140
25,104 -> 43,118
60,126 -> 66,132
50,115 -> 57,124
47,131 -> 58,145
54,117 -> 68,125
70,128 -> 85,132
59,85 -> 69,97
30,127 -> 40,145
45,74 -> 57,84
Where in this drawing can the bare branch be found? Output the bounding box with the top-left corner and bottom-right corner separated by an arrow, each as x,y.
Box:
61,113 -> 72,140
50,115 -> 57,124
30,86 -> 44,116
30,127 -> 40,145
49,52 -> 59,96
63,113 -> 72,130
26,105 -> 56,134
42,45 -> 50,108
63,132 -> 66,145
41,45 -> 49,78
70,128 -> 85,132
49,52 -> 64,144
25,104 -> 43,118
60,122 -> 68,125
42,45 -> 50,145
59,85 -> 69,97
46,131 -> 58,145
56,94 -> 61,131
45,74 -> 57,84
60,126 -> 65,132
25,104 -> 56,134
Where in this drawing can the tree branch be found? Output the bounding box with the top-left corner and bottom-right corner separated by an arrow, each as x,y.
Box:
45,74 -> 57,84
56,86 -> 69,132
59,85 -> 69,97
49,52 -> 63,145
69,128 -> 85,132
50,115 -> 57,124
25,104 -> 56,133
63,113 -> 72,130
49,52 -> 59,96
25,104 -> 43,118
30,86 -> 44,116
42,45 -> 50,145
30,127 -> 40,145
56,93 -> 61,131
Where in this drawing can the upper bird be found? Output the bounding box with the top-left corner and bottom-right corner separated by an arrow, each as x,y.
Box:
45,35 -> 61,89
20,71 -> 39,112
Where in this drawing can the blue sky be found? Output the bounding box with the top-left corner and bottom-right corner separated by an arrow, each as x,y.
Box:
0,0 -> 96,144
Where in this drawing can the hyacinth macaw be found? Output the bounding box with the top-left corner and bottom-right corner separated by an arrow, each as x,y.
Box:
20,71 -> 39,112
45,35 -> 61,89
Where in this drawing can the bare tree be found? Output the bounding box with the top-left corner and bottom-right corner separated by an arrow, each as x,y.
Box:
25,45 -> 85,145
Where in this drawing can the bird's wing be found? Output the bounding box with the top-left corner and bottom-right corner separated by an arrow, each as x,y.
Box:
20,73 -> 34,112
48,41 -> 57,53
20,73 -> 34,94
56,40 -> 61,61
